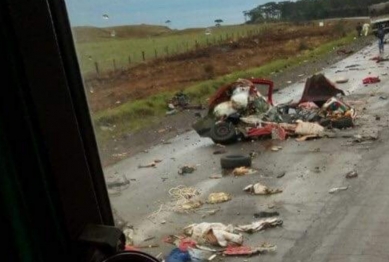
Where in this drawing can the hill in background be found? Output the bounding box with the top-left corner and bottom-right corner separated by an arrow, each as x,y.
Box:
72,24 -> 174,42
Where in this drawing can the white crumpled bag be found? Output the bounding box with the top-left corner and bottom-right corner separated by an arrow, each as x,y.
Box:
183,222 -> 243,247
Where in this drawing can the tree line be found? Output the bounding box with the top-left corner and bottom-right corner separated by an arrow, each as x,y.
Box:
244,0 -> 388,23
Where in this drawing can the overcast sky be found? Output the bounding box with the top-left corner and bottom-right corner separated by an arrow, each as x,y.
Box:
64,0 -> 283,29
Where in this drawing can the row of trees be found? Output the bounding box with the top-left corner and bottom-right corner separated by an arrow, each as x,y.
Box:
244,0 -> 388,23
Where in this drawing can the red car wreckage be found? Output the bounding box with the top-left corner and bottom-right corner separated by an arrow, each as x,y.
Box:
192,74 -> 356,144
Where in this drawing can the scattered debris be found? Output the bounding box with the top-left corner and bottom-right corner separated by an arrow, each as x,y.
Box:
379,96 -> 388,100
223,243 -> 276,256
221,155 -> 252,169
345,171 -> 358,179
209,174 -> 223,179
236,218 -> 283,233
138,161 -> 159,168
244,183 -> 283,195
106,175 -> 130,189
363,76 -> 381,84
253,211 -> 280,218
337,49 -> 353,55
178,165 -> 196,175
232,166 -> 256,176
335,77 -> 349,84
166,248 -> 191,262
276,172 -> 286,178
207,192 -> 232,204
183,223 -> 243,247
271,145 -> 283,152
329,186 -> 348,194
188,247 -> 215,262
213,149 -> 227,155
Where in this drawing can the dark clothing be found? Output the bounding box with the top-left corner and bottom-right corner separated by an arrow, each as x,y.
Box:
376,27 -> 385,54
356,24 -> 362,36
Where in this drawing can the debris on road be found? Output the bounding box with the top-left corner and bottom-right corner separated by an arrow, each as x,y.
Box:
181,200 -> 203,211
346,171 -> 358,179
178,165 -> 196,175
221,154 -> 252,169
329,186 -> 349,194
187,246 -> 215,261
207,192 -> 232,204
192,74 -> 356,145
271,145 -> 283,152
166,248 -> 191,262
183,223 -> 243,247
213,149 -> 227,155
223,243 -> 277,256
138,160 -> 161,168
232,166 -> 256,176
244,183 -> 283,195
106,175 -> 130,189
363,76 -> 381,84
209,174 -> 223,179
335,77 -> 349,84
277,171 -> 286,178
253,211 -> 280,218
235,218 -> 283,233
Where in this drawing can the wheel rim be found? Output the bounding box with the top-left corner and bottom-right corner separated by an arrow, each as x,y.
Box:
216,124 -> 231,137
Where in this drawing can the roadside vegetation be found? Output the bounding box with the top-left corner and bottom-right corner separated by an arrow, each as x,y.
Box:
73,24 -> 270,75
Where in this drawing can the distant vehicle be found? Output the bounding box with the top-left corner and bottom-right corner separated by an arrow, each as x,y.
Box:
369,2 -> 389,35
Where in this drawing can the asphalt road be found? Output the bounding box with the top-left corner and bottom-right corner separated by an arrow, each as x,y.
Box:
105,38 -> 389,262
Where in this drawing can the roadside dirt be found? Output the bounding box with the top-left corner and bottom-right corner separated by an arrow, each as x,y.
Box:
97,35 -> 375,167
86,24 -> 349,112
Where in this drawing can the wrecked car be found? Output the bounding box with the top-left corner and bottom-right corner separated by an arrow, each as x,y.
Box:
192,74 -> 356,144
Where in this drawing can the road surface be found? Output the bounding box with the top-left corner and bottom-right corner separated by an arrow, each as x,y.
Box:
105,38 -> 389,262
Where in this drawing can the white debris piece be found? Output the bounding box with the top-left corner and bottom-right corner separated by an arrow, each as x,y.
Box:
244,183 -> 283,195
183,222 -> 243,247
236,218 -> 283,233
213,101 -> 237,118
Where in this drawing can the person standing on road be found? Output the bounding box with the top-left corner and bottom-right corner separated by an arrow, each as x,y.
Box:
376,24 -> 385,54
362,23 -> 370,36
356,22 -> 362,37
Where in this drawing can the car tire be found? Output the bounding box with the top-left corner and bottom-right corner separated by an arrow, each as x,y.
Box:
209,121 -> 238,145
331,116 -> 354,129
220,155 -> 252,169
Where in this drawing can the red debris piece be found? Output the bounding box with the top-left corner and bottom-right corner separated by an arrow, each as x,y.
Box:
224,246 -> 255,256
363,77 -> 381,85
178,238 -> 197,252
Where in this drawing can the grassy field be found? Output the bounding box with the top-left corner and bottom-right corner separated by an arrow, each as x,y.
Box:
93,33 -> 355,144
72,24 -> 271,75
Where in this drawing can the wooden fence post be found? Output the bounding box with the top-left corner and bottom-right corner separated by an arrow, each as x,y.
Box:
142,51 -> 145,61
113,59 -> 116,71
154,49 -> 157,58
94,62 -> 99,75
128,55 -> 131,65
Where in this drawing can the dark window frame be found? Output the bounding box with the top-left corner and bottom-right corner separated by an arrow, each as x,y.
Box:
1,0 -> 114,260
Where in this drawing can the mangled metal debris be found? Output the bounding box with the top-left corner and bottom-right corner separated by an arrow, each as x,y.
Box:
192,74 -> 356,145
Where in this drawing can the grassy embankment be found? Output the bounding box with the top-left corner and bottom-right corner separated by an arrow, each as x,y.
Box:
92,32 -> 356,144
73,24 -> 270,75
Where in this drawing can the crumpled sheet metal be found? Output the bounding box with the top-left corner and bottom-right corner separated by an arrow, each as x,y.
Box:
183,223 -> 243,247
236,218 -> 283,233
